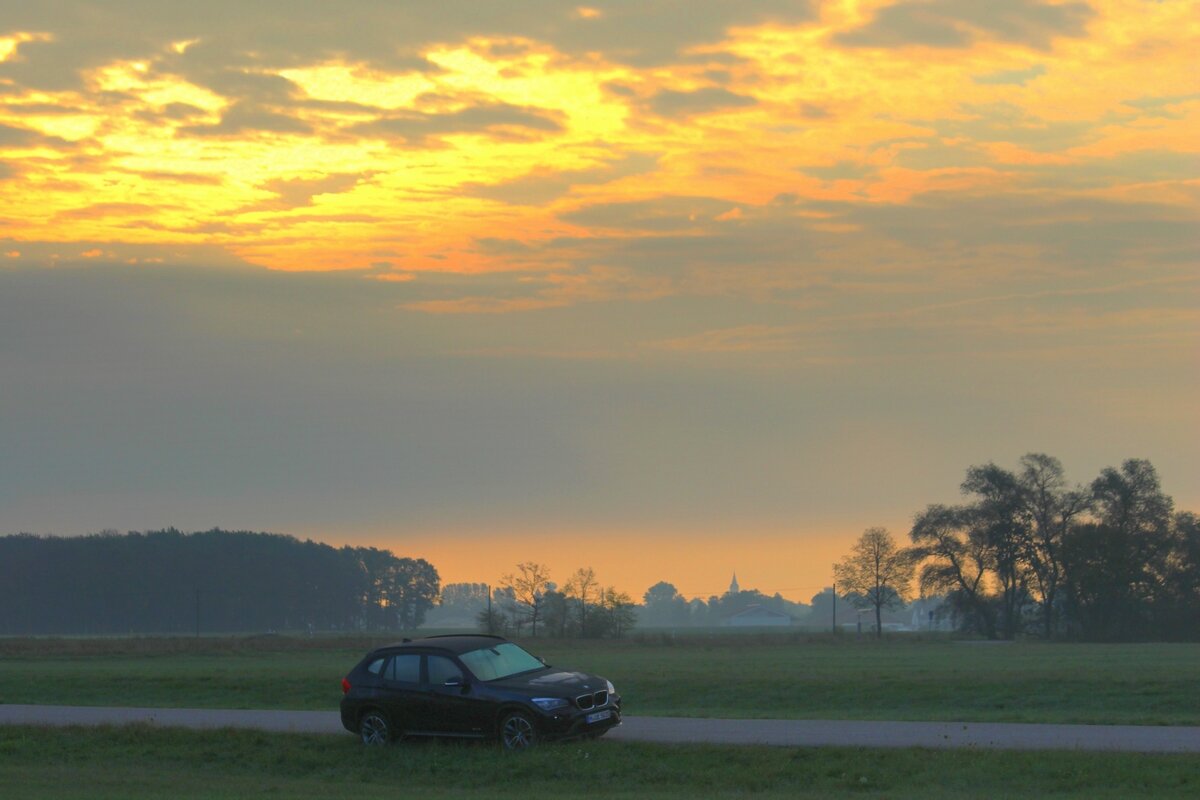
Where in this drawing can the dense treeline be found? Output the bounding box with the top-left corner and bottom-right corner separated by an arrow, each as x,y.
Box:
0,528 -> 439,635
833,455 -> 1198,641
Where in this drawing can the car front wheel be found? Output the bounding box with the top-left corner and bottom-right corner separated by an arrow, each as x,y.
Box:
359,709 -> 392,745
499,711 -> 538,751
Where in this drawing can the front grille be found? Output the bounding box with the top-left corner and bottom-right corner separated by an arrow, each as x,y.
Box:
575,690 -> 608,710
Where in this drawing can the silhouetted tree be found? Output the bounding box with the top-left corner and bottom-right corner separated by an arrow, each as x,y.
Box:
597,587 -> 637,638
961,464 -> 1029,639
566,567 -> 598,637
834,527 -> 914,638
1016,454 -> 1090,638
1062,459 -> 1174,640
501,562 -> 552,637
641,581 -> 691,627
540,589 -> 571,637
909,505 -> 997,638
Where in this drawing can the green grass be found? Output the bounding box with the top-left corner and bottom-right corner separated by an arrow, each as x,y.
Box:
1,725 -> 1196,799
2,634 -> 1198,725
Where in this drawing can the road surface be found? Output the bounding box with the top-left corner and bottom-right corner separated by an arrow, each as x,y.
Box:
1,705 -> 1197,753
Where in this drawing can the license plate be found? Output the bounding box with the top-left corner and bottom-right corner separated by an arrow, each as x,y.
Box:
585,710 -> 612,725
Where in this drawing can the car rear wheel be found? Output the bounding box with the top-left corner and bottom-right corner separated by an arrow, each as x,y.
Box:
359,709 -> 392,745
499,711 -> 538,751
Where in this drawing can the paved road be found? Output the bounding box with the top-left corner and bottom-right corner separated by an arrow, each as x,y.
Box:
2,705 -> 1198,753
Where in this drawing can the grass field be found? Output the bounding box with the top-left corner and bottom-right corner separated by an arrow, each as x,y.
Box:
1,725 -> 1197,799
1,634 -> 1198,725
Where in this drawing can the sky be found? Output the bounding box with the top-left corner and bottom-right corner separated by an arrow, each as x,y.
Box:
1,1 -> 1196,602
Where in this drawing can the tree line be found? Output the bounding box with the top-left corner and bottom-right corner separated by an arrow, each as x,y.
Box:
834,455 -> 1198,641
0,528 -> 440,635
429,572 -> 813,634
425,563 -> 640,638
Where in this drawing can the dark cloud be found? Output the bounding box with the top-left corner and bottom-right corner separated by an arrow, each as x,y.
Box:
914,102 -> 1094,151
121,169 -> 223,186
132,103 -> 210,126
973,64 -> 1046,85
1121,93 -> 1200,120
189,69 -> 301,104
799,161 -> 877,181
890,141 -> 992,170
0,123 -> 71,149
245,173 -> 370,212
178,103 -> 311,137
602,82 -> 638,99
351,103 -> 563,146
464,153 -> 658,206
54,202 -> 163,221
258,212 -> 381,227
836,0 -> 1094,50
840,192 -> 1199,267
560,196 -> 740,231
1022,150 -> 1200,190
0,1 -> 818,99
798,102 -> 832,119
645,87 -> 757,118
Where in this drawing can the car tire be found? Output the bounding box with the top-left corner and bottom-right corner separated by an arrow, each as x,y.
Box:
499,711 -> 538,751
359,709 -> 393,746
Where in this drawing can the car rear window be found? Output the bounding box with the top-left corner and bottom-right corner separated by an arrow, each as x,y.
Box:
385,653 -> 421,684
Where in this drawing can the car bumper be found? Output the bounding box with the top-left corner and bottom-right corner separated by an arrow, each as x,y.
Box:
538,698 -> 622,740
339,700 -> 357,733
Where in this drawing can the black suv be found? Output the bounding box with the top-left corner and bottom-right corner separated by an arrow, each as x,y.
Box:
340,634 -> 622,749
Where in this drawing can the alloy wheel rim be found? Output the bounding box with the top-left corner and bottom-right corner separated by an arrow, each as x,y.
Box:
361,714 -> 388,745
503,716 -> 533,749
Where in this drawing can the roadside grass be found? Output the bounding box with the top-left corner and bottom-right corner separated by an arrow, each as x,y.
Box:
1,725 -> 1196,800
1,635 -> 1198,725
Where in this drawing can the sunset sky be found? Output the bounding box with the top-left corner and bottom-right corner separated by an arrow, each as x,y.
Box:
2,1 -> 1196,602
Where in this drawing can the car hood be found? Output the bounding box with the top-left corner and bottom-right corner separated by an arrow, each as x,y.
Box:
490,667 -> 607,696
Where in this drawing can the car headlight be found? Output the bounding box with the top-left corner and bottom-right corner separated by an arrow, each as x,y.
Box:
531,697 -> 570,712
606,680 -> 616,696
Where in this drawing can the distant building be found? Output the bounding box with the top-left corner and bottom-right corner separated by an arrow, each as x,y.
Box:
725,604 -> 791,627
728,572 -> 739,594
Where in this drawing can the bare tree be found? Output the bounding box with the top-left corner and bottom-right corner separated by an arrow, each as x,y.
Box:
833,527 -> 914,638
500,562 -> 552,637
565,567 -> 598,637
600,586 -> 637,637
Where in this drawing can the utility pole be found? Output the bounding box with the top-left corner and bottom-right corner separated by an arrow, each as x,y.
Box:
831,581 -> 836,634
486,584 -> 492,634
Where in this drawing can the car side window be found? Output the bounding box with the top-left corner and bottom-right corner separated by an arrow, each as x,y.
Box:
365,658 -> 385,676
384,653 -> 421,685
428,655 -> 464,685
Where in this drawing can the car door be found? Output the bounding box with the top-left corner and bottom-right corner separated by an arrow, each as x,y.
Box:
424,654 -> 490,736
378,653 -> 427,732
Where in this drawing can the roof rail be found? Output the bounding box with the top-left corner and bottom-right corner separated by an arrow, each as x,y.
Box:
419,633 -> 506,641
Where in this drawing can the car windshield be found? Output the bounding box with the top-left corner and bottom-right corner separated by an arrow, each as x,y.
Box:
459,642 -> 546,681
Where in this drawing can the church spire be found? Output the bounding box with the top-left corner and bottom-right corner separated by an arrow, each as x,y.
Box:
729,572 -> 739,594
